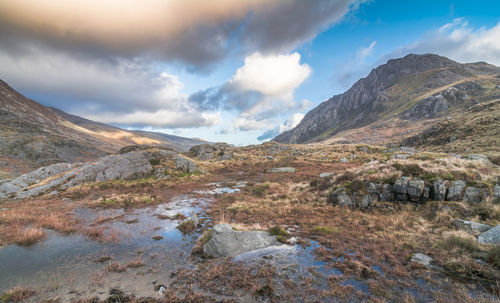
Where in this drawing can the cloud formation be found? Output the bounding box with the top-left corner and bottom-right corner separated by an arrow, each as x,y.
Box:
257,113 -> 305,141
189,52 -> 312,131
392,18 -> 500,65
0,0 -> 356,70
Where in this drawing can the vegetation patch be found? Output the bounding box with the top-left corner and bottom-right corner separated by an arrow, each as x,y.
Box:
268,225 -> 290,243
177,220 -> 197,234
0,287 -> 35,303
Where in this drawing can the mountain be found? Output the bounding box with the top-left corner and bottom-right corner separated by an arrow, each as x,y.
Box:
273,54 -> 500,149
0,79 -> 205,175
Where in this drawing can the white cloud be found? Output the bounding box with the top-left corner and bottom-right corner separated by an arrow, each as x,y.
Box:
356,41 -> 376,63
234,117 -> 273,131
335,40 -> 377,89
230,52 -> 311,100
394,18 -> 500,65
279,113 -> 304,133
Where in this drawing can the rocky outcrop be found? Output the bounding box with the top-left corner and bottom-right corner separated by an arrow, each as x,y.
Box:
0,148 -> 199,199
267,167 -> 296,173
189,143 -> 233,161
203,224 -> 280,257
327,177 -> 498,209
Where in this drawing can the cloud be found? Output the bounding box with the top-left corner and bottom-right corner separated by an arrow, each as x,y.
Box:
0,0 -> 357,70
189,52 -> 311,129
257,113 -> 304,141
0,42 -> 218,128
335,40 -> 376,88
391,18 -> 500,65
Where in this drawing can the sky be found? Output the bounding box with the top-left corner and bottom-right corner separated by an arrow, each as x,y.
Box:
0,0 -> 499,145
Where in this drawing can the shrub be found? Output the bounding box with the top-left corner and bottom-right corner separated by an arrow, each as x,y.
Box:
309,178 -> 331,191
149,158 -> 161,166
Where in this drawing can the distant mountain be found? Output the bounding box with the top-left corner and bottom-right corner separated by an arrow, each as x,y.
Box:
273,54 -> 500,149
0,80 -> 206,175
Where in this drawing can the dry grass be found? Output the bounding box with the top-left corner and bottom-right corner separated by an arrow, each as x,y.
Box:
0,286 -> 35,303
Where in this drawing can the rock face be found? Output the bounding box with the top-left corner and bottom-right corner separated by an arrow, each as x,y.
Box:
203,224 -> 280,257
0,148 -> 198,199
189,143 -> 233,161
454,219 -> 492,233
447,180 -> 467,201
273,54 -> 499,144
477,224 -> 500,244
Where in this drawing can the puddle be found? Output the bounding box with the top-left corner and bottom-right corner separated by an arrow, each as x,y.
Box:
0,184 -> 239,300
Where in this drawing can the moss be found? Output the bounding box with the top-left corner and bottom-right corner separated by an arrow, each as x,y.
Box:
269,226 -> 290,243
149,158 -> 161,166
177,220 -> 197,234
343,179 -> 365,194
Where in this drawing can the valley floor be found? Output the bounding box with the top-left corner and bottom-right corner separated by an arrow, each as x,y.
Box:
0,143 -> 499,302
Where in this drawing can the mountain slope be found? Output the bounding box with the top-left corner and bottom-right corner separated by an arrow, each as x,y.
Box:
273,54 -> 500,147
0,79 -> 205,175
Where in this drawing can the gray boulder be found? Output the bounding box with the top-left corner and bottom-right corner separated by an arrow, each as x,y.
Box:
319,172 -> 335,179
329,188 -> 354,207
478,224 -> 500,244
267,167 -> 296,173
454,219 -> 492,233
189,143 -> 233,161
493,184 -> 500,200
410,253 -> 433,268
447,180 -> 466,201
339,157 -> 349,163
407,178 -> 425,202
433,180 -> 449,201
368,183 -> 394,202
463,186 -> 485,203
203,224 -> 280,257
394,177 -> 410,202
175,156 -> 198,173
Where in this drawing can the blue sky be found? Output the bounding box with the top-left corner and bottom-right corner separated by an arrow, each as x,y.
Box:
1,0 -> 499,145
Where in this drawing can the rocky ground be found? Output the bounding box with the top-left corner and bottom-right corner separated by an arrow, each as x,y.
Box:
0,142 -> 499,302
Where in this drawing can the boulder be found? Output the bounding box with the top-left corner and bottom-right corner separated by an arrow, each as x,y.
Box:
319,172 -> 335,179
493,184 -> 500,201
339,157 -> 349,163
477,224 -> 500,244
446,180 -> 466,201
394,177 -> 410,202
175,156 -> 198,173
267,167 -> 296,173
410,253 -> 433,268
454,219 -> 492,233
368,183 -> 394,202
433,180 -> 449,201
329,188 -> 354,207
462,186 -> 484,203
189,143 -> 233,161
407,178 -> 425,202
203,224 -> 280,257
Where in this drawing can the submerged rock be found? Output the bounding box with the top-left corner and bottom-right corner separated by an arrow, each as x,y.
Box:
203,224 -> 280,257
478,224 -> 500,244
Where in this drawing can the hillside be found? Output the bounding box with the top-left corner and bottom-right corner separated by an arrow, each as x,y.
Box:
0,80 -> 205,175
273,54 -> 500,152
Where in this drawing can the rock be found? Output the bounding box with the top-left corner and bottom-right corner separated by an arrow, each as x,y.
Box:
447,180 -> 466,201
203,224 -> 280,257
433,180 -> 449,201
399,147 -> 416,154
393,154 -> 409,160
360,195 -> 376,209
368,183 -> 394,202
493,184 -> 500,200
267,167 -> 296,173
454,219 -> 492,233
266,156 -> 274,160
329,188 -> 354,207
478,224 -> 500,244
463,186 -> 485,203
319,172 -> 335,179
467,154 -> 489,162
339,158 -> 349,163
394,177 -> 410,202
410,253 -> 433,268
189,143 -> 233,161
407,178 -> 425,202
175,156 -> 198,173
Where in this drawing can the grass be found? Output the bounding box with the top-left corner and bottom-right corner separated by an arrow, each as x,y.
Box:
177,220 -> 197,234
0,287 -> 35,303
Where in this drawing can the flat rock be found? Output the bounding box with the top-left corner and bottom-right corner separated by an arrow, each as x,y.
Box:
410,253 -> 433,268
454,219 -> 492,233
267,167 -> 296,173
319,172 -> 335,178
203,224 -> 280,257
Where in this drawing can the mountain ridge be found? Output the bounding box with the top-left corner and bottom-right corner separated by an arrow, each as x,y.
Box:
273,54 -> 500,147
